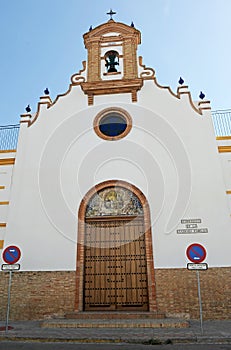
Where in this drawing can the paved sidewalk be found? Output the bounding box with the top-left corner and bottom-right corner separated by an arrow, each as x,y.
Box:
0,320 -> 231,344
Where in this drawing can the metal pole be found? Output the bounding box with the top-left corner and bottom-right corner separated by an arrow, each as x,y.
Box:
5,270 -> 12,334
196,270 -> 203,335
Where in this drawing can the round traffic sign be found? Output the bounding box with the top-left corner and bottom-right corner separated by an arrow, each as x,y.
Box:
2,245 -> 21,264
186,243 -> 206,263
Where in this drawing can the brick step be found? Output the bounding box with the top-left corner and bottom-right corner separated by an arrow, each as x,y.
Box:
65,311 -> 166,320
41,318 -> 189,329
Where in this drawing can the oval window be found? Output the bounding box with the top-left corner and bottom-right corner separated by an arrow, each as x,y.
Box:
94,108 -> 132,141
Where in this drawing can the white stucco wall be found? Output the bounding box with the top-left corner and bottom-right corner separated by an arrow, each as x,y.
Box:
2,79 -> 231,271
0,151 -> 16,243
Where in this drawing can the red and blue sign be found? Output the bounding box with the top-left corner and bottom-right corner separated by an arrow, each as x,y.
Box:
2,246 -> 21,265
186,243 -> 206,263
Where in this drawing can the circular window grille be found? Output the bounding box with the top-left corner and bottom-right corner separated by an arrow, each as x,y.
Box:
94,108 -> 132,141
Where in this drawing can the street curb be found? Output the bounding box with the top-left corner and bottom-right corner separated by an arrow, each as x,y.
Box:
0,336 -> 231,344
196,337 -> 231,344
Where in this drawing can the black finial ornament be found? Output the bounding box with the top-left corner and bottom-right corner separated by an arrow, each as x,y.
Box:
199,91 -> 205,100
131,21 -> 134,27
44,88 -> 49,95
25,105 -> 31,113
178,77 -> 184,85
107,9 -> 116,20
89,25 -> 92,31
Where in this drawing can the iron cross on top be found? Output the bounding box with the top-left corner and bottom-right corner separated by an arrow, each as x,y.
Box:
107,9 -> 116,20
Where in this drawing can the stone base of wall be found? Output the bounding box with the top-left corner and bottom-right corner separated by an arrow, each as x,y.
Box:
0,267 -> 230,321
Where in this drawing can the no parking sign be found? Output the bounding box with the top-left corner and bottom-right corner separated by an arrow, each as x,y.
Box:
186,243 -> 206,263
2,245 -> 21,265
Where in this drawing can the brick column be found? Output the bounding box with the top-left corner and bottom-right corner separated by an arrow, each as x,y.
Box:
87,41 -> 101,82
123,38 -> 138,79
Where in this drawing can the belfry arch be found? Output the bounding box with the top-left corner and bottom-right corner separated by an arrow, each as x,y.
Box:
75,180 -> 157,312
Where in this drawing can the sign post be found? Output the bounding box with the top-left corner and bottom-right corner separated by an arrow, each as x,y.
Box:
196,270 -> 203,335
6,269 -> 13,334
2,245 -> 21,334
186,243 -> 207,335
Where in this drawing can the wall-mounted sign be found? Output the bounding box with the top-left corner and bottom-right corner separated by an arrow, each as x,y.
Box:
178,228 -> 208,234
181,219 -> 202,224
177,218 -> 208,234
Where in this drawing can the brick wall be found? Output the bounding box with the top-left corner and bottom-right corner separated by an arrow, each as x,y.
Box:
155,267 -> 231,320
0,271 -> 76,321
0,267 -> 230,321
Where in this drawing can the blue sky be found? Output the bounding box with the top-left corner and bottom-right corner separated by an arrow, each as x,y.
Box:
0,0 -> 231,125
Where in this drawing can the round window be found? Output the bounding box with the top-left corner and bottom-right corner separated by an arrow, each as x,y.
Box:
94,108 -> 132,141
99,113 -> 127,137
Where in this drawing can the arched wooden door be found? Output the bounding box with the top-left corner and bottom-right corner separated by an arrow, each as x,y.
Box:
75,181 -> 157,312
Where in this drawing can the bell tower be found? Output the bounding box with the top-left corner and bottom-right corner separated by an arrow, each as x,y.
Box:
80,11 -> 143,105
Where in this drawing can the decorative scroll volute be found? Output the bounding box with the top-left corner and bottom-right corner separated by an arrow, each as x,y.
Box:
71,61 -> 86,85
139,56 -> 155,79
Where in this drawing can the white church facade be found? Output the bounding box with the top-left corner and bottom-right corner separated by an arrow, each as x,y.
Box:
0,16 -> 231,320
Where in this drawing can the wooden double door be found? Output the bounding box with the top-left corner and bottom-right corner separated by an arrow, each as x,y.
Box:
84,215 -> 148,311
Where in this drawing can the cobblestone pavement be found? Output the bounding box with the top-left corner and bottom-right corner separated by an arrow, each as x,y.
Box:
0,320 -> 231,344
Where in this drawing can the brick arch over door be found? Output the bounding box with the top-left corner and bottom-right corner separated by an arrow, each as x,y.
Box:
75,180 -> 157,312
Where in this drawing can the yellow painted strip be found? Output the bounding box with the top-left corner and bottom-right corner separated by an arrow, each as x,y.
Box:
216,136 -> 231,140
0,186 -> 5,190
226,191 -> 231,194
0,240 -> 4,249
0,223 -> 6,227
0,201 -> 9,205
0,149 -> 16,153
218,146 -> 231,153
0,158 -> 15,165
